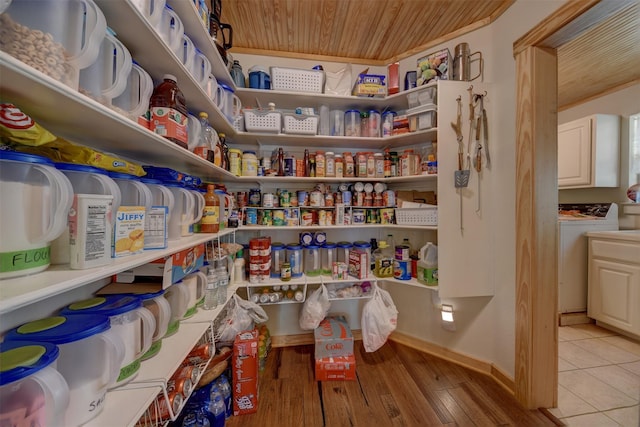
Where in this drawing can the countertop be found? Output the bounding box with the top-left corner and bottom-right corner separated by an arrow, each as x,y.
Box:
586,230 -> 640,242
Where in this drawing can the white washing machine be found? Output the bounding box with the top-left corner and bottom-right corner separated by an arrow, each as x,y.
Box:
558,203 -> 619,314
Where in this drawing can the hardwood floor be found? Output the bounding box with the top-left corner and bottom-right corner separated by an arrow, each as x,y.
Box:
225,340 -> 560,426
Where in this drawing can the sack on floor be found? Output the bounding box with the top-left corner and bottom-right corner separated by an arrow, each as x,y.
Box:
299,284 -> 331,330
217,294 -> 268,343
361,287 -> 398,352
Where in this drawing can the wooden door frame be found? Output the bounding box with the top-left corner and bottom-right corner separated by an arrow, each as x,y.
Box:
513,0 -> 633,409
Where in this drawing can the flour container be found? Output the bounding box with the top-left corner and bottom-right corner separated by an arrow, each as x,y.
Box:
111,61 -> 154,122
163,280 -> 190,337
185,187 -> 205,236
181,270 -> 206,318
60,295 -> 156,389
0,341 -> 70,427
130,0 -> 165,28
154,5 -> 184,55
192,48 -> 212,88
78,27 -> 132,105
164,182 -> 195,241
140,178 -> 174,249
0,0 -> 107,90
134,290 -> 171,360
109,171 -> 152,213
4,314 -> 125,426
0,151 -> 73,279
51,163 -> 122,267
215,83 -> 241,121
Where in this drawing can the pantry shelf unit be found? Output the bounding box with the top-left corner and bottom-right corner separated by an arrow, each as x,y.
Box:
238,224 -> 438,231
233,128 -> 438,149
382,277 -> 439,291
84,292 -> 237,427
235,81 -> 438,112
94,0 -> 235,134
234,174 -> 437,184
0,54 -> 235,182
0,229 -> 236,315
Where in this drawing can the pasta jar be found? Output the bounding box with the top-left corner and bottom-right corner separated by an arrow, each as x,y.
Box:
325,151 -> 335,177
229,148 -> 243,176
344,110 -> 361,137
242,150 -> 258,176
359,111 -> 370,137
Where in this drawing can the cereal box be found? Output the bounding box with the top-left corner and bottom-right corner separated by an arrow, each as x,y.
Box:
348,249 -> 368,279
113,206 -> 145,257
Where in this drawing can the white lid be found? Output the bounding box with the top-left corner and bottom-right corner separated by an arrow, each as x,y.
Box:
326,151 -> 334,155
163,74 -> 177,82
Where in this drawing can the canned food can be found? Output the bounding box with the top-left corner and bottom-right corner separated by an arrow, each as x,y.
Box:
342,191 -> 352,206
260,209 -> 273,226
353,209 -> 365,223
168,377 -> 193,397
262,193 -> 275,207
273,209 -> 285,226
299,231 -> 313,246
301,210 -> 314,226
174,364 -> 200,384
279,191 -> 290,207
380,208 -> 395,224
395,245 -> 410,261
394,259 -> 411,280
313,231 -> 327,246
366,209 -> 378,223
152,390 -> 183,421
248,188 -> 261,206
310,190 -> 323,207
249,273 -> 260,283
318,209 -> 327,226
297,191 -> 308,206
246,208 -> 258,225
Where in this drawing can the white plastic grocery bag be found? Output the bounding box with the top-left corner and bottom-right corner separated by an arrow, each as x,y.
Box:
361,287 -> 398,352
299,284 -> 331,330
217,294 -> 268,343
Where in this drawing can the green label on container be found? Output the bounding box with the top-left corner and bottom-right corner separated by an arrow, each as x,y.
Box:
165,320 -> 180,337
183,305 -> 197,319
141,340 -> 162,361
0,246 -> 50,273
117,358 -> 141,383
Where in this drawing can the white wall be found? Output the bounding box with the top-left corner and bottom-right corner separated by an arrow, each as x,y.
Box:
559,83 -> 640,230
232,0 -> 567,378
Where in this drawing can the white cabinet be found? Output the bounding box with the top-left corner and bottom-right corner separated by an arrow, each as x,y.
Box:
587,231 -> 640,337
558,114 -> 620,188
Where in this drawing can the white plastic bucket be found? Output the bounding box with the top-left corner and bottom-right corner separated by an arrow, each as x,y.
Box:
0,151 -> 73,279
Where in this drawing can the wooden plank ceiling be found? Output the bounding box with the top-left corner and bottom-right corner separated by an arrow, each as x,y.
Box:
221,0 -> 640,108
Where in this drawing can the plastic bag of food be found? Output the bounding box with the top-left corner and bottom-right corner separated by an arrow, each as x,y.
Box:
0,103 -> 57,146
217,294 -> 268,344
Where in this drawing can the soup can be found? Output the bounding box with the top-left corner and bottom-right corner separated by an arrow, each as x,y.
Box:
395,245 -> 410,261
297,190 -> 308,206
353,209 -> 365,224
245,208 -> 258,225
262,192 -> 275,207
273,209 -> 285,226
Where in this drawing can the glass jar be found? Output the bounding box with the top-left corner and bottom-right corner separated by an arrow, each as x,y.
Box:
286,243 -> 303,277
242,150 -> 258,176
344,110 -> 361,137
367,152 -> 376,178
270,242 -> 285,278
228,148 -> 243,176
304,245 -> 322,277
321,242 -> 337,275
315,151 -> 325,177
374,153 -> 384,178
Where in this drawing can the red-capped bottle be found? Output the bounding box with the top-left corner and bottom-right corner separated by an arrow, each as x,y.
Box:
149,74 -> 189,149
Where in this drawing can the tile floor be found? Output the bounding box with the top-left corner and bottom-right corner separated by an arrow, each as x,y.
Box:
550,323 -> 640,426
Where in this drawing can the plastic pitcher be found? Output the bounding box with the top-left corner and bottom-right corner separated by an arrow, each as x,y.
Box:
108,171 -> 153,214
4,315 -> 125,426
0,151 -> 73,279
51,162 -> 122,266
1,0 -> 107,89
163,281 -> 190,337
181,271 -> 206,318
154,5 -> 184,56
185,188 -> 205,236
60,295 -> 156,389
135,290 -> 171,360
111,61 -> 154,122
79,28 -> 132,105
215,83 -> 242,121
130,0 -> 166,28
0,341 -> 70,427
180,33 -> 196,72
304,245 -> 322,277
187,113 -> 202,151
191,48 -> 211,88
140,178 -> 175,220
164,182 -> 194,241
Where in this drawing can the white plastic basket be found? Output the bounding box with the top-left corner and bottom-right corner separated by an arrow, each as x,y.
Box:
270,67 -> 325,93
243,109 -> 281,133
283,112 -> 319,135
394,207 -> 438,225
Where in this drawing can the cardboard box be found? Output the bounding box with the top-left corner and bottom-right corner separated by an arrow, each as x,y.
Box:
233,329 -> 259,382
348,249 -> 368,279
314,316 -> 353,359
143,206 -> 168,250
315,354 -> 356,381
233,378 -> 258,415
387,62 -> 399,95
114,244 -> 205,289
113,206 -> 145,257
353,73 -> 386,97
396,190 -> 437,206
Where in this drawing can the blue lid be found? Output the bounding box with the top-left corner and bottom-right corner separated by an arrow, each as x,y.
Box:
140,178 -> 164,185
306,244 -> 320,250
382,111 -> 397,117
56,162 -> 108,174
286,243 -> 302,250
243,150 -> 256,155
345,109 -> 360,114
368,110 -> 380,115
272,242 -> 285,250
60,295 -> 142,317
354,241 -> 371,248
0,341 -> 59,385
130,290 -> 165,301
163,181 -> 186,188
4,315 -> 111,345
0,151 -> 54,165
323,242 -> 337,249
337,241 -> 353,248
219,83 -> 234,93
109,171 -> 139,180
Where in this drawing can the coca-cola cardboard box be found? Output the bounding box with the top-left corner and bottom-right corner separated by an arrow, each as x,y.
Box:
314,316 -> 354,359
315,354 -> 356,381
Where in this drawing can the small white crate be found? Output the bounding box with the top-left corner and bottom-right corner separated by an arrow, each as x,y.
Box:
243,109 -> 281,133
283,112 -> 319,135
395,207 -> 438,226
270,67 -> 325,93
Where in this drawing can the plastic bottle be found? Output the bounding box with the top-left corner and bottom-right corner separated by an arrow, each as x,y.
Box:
210,395 -> 226,427
201,184 -> 220,233
212,132 -> 223,167
194,112 -> 215,162
215,375 -> 233,418
203,265 -> 219,310
373,240 -> 394,277
216,257 -> 229,306
417,242 -> 438,286
220,133 -> 229,171
230,59 -> 245,88
149,74 -> 189,149
233,256 -> 246,283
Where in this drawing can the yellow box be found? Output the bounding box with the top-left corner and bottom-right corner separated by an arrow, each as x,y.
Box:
113,206 -> 145,257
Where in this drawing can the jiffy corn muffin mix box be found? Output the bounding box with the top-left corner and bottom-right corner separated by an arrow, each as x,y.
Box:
113,206 -> 145,257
